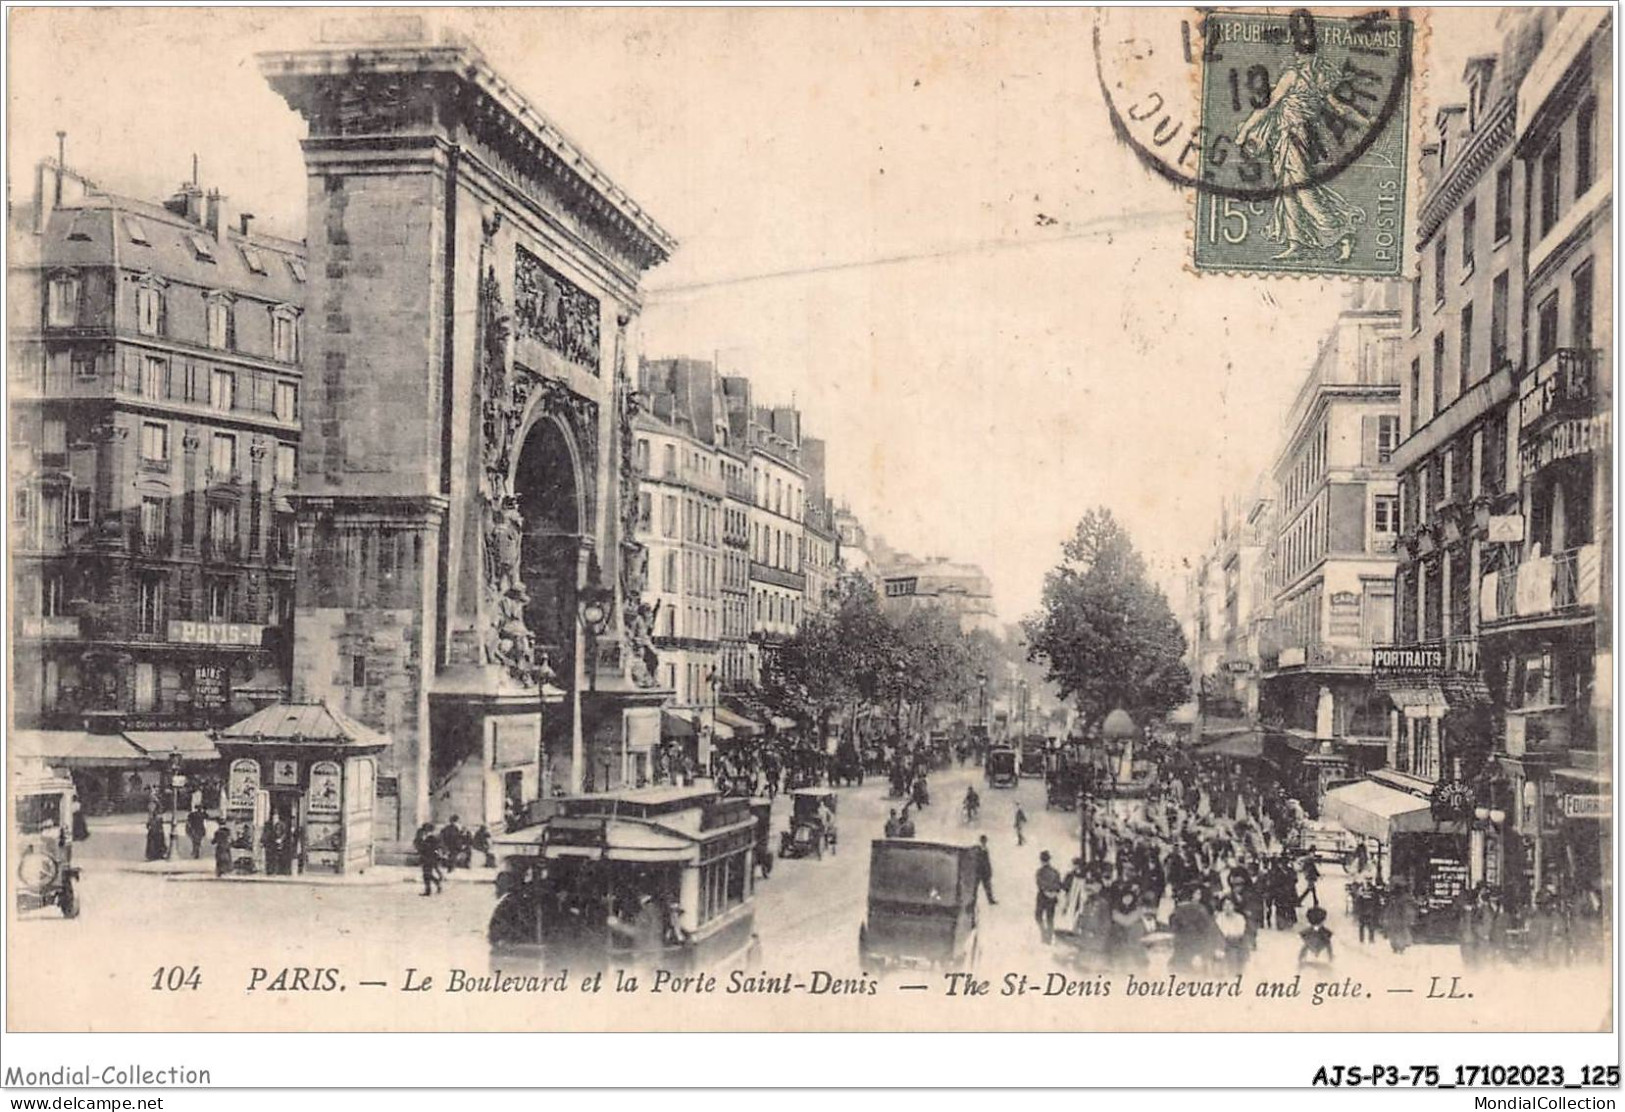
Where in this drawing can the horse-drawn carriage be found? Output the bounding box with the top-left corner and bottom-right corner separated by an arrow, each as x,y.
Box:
829,743 -> 864,788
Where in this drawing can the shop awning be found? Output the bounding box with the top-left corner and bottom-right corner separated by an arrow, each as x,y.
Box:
1321,780 -> 1437,843
709,719 -> 735,741
1197,729 -> 1265,760
769,715 -> 797,731
1387,686 -> 1449,711
714,707 -> 761,736
8,730 -> 143,767
125,731 -> 221,762
660,710 -> 696,739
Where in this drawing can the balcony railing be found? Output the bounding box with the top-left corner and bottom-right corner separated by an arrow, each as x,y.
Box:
1481,544 -> 1601,624
201,537 -> 241,564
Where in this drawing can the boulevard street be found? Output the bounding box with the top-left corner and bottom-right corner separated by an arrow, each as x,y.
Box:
15,765 -> 1487,987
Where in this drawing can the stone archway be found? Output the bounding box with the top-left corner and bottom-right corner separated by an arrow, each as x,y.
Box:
512,412 -> 584,691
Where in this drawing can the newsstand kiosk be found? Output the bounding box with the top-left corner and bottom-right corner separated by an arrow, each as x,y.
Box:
216,702 -> 390,875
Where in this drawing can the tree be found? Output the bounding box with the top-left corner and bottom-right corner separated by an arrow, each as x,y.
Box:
774,573 -> 899,736
1023,508 -> 1190,733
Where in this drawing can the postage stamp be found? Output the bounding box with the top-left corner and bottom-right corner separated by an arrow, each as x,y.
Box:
1191,9 -> 1414,276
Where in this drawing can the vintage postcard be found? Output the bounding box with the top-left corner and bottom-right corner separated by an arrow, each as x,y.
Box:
4,6 -> 1614,1043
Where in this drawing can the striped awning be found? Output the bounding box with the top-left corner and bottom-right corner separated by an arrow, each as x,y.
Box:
8,730 -> 143,767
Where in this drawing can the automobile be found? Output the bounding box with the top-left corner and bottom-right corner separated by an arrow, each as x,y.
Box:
984,747 -> 1019,788
1296,819 -> 1356,864
780,788 -> 838,860
858,839 -> 980,971
13,770 -> 82,919
1018,746 -> 1047,778
488,785 -> 758,974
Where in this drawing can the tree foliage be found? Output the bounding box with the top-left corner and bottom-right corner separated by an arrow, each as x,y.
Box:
1022,507 -> 1190,732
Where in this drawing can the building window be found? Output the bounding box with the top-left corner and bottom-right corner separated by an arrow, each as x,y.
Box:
210,432 -> 238,478
1536,292 -> 1559,365
1377,416 -> 1400,463
141,356 -> 168,399
271,310 -> 299,363
47,274 -> 80,327
637,492 -> 652,532
662,495 -> 677,538
664,551 -> 677,592
240,244 -> 267,274
1539,138 -> 1562,237
273,381 -> 299,422
1490,271 -> 1509,367
42,572 -> 65,618
1409,358 -> 1421,432
1493,164 -> 1513,242
69,488 -> 92,523
138,575 -> 166,634
125,216 -> 150,245
1458,302 -> 1473,392
1409,275 -> 1421,330
13,489 -> 30,525
208,578 -> 234,621
140,421 -> 169,462
210,369 -> 235,412
133,661 -> 158,711
72,349 -> 97,381
1576,98 -> 1596,197
1573,260 -> 1595,351
209,502 -> 238,547
140,496 -> 167,542
276,444 -> 297,486
635,438 -> 650,475
206,297 -> 235,350
38,490 -> 65,547
41,417 -> 67,455
1433,235 -> 1446,304
352,654 -> 366,686
188,233 -> 216,263
1430,332 -> 1445,418
288,258 -> 307,283
1461,200 -> 1475,271
137,285 -> 164,336
662,443 -> 677,477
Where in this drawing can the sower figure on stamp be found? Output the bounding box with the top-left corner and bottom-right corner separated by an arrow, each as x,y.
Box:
1235,49 -> 1368,261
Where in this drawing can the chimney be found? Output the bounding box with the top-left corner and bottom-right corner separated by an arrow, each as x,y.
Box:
205,189 -> 226,241
239,213 -> 255,237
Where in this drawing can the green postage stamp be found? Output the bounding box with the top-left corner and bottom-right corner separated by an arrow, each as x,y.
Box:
1192,9 -> 1414,277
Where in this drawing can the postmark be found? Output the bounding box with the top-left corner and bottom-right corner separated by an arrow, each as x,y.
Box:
1092,8 -> 1415,278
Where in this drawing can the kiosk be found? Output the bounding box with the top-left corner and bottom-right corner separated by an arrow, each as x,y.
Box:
216,702 -> 390,875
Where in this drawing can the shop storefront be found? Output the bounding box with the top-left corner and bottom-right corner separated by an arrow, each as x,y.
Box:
216,702 -> 390,875
1322,776 -> 1469,938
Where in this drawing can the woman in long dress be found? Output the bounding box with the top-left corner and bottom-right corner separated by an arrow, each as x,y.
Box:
1235,52 -> 1368,260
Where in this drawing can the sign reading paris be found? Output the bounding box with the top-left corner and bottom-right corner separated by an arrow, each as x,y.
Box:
1194,10 -> 1413,276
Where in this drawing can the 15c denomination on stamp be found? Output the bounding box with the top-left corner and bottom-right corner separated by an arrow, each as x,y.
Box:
1192,8 -> 1414,277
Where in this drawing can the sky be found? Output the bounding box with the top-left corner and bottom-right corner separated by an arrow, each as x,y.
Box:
7,7 -> 1496,623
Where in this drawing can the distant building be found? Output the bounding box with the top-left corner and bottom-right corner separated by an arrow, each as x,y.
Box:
9,158 -> 305,806
723,380 -> 807,686
1259,282 -> 1404,806
635,359 -> 727,715
800,436 -> 838,615
879,556 -> 998,635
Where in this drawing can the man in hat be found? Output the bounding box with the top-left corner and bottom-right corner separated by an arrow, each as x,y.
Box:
1034,851 -> 1063,944
973,835 -> 997,906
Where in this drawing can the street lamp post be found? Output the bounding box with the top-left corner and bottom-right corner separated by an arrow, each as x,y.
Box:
707,668 -> 722,780
165,752 -> 182,860
574,561 -> 615,795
